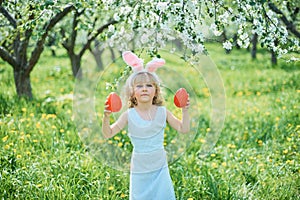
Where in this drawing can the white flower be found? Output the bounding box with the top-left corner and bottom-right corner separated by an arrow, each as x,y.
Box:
223,41 -> 232,50
113,13 -> 120,21
108,25 -> 115,33
210,23 -> 222,36
157,2 -> 168,12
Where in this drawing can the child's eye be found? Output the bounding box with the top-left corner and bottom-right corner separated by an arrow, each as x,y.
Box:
146,84 -> 153,87
136,85 -> 143,88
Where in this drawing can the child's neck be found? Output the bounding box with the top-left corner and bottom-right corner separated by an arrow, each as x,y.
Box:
135,103 -> 154,111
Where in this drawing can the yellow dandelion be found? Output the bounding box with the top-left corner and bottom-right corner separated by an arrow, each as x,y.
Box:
51,125 -> 57,129
118,142 -> 123,147
30,113 -> 34,117
122,130 -> 127,135
206,128 -> 211,132
171,139 -> 176,144
33,139 -> 38,143
283,149 -> 288,154
282,106 -> 286,110
275,117 -> 280,121
237,91 -> 243,96
108,186 -> 114,190
198,138 -> 206,143
60,129 -> 65,133
21,108 -> 27,112
211,162 -> 218,168
26,151 -> 31,156
227,144 -> 236,149
108,140 -> 113,144
16,155 -> 22,159
4,144 -> 10,150
36,184 -> 43,188
210,153 -> 216,157
257,140 -> 263,146
114,136 -> 121,141
286,160 -> 294,165
287,137 -> 292,142
36,122 -> 41,129
120,193 -> 126,198
188,198 -> 194,200
256,91 -> 261,96
2,135 -> 8,142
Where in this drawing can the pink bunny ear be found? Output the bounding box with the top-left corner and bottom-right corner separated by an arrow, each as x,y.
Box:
122,51 -> 144,72
145,58 -> 165,72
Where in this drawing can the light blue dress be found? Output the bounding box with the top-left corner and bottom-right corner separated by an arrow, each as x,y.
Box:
128,106 -> 176,200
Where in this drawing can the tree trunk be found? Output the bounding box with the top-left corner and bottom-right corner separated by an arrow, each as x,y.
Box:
89,40 -> 105,71
70,54 -> 82,79
13,68 -> 33,99
109,47 -> 116,61
251,33 -> 258,59
271,50 -> 277,66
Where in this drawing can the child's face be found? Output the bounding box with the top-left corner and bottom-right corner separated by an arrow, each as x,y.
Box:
133,74 -> 156,104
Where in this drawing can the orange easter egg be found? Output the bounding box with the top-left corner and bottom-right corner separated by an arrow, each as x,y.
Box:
174,88 -> 188,108
106,92 -> 122,112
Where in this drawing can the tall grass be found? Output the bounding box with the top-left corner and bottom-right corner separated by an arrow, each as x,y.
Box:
0,45 -> 299,199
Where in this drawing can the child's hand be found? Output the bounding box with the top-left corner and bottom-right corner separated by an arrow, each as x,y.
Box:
104,98 -> 112,117
182,94 -> 190,111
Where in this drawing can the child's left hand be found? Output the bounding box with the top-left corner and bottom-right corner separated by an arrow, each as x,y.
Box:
182,94 -> 190,111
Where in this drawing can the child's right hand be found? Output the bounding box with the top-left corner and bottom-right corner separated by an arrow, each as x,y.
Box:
104,99 -> 112,117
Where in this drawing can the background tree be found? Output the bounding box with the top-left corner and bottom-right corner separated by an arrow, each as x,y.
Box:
0,1 -> 73,98
58,1 -> 117,78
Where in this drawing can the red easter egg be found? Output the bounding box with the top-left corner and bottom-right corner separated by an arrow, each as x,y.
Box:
174,88 -> 188,108
106,92 -> 122,112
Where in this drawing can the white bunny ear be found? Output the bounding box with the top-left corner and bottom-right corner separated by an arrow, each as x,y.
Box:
122,51 -> 144,72
145,58 -> 165,72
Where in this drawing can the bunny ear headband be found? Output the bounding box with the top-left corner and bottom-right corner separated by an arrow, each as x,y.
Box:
122,51 -> 165,73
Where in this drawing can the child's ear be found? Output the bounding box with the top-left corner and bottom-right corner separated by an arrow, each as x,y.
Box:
145,58 -> 165,72
122,51 -> 144,72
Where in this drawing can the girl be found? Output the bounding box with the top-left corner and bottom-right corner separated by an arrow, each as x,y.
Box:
102,51 -> 190,200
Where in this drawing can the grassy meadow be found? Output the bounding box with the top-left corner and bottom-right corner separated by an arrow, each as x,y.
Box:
0,44 -> 299,199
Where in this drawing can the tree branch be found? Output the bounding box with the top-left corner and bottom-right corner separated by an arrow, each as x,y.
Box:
79,19 -> 117,57
268,2 -> 300,38
0,46 -> 17,68
0,4 -> 17,28
26,4 -> 74,76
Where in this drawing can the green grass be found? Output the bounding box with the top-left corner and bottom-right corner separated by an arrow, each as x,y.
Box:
0,44 -> 299,199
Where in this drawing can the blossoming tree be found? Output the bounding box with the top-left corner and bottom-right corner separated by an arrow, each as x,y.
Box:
0,1 -> 74,98
103,0 -> 299,61
0,0 -> 299,98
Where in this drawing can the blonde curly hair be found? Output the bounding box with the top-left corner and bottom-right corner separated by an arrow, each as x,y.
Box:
124,71 -> 164,108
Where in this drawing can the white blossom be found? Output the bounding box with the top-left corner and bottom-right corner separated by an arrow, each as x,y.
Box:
156,2 -> 168,12
108,25 -> 115,33
223,41 -> 233,50
113,13 -> 120,21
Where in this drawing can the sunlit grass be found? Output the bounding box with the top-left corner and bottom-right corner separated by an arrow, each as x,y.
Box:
0,44 -> 299,199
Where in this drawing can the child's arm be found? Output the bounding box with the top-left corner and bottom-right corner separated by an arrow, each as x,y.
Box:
166,98 -> 190,134
102,105 -> 128,139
